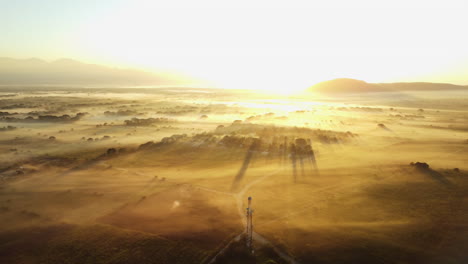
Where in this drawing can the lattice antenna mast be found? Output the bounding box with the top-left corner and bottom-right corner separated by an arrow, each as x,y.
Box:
246,196 -> 254,250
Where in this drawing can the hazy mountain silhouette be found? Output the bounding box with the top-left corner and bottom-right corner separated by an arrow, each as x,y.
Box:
0,57 -> 198,86
308,78 -> 467,93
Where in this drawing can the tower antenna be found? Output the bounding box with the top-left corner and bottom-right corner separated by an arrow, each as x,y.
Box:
246,196 -> 253,250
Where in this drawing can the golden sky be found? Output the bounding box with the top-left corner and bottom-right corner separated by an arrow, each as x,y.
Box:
2,0 -> 468,92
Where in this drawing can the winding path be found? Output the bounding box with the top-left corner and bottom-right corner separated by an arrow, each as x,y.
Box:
207,168 -> 301,264
106,161 -> 300,264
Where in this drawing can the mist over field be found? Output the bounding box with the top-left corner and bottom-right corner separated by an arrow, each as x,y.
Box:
2,1 -> 468,263
0,85 -> 467,264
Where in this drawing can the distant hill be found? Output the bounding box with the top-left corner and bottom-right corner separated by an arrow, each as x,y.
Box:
308,78 -> 381,93
0,57 -> 197,86
308,78 -> 467,93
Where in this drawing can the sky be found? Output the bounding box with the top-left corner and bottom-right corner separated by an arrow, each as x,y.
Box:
2,0 -> 468,92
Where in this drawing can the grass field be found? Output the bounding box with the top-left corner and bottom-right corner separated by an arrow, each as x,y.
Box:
0,88 -> 467,263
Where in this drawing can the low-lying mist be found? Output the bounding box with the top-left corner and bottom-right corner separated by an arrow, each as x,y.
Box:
0,87 -> 467,264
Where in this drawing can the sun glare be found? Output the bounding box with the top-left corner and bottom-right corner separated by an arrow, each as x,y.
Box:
71,0 -> 468,91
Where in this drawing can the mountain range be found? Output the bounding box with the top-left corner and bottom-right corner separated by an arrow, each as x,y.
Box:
1,58 -> 466,92
0,57 -> 197,86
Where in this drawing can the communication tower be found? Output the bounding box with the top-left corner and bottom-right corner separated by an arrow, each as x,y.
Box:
246,196 -> 253,249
